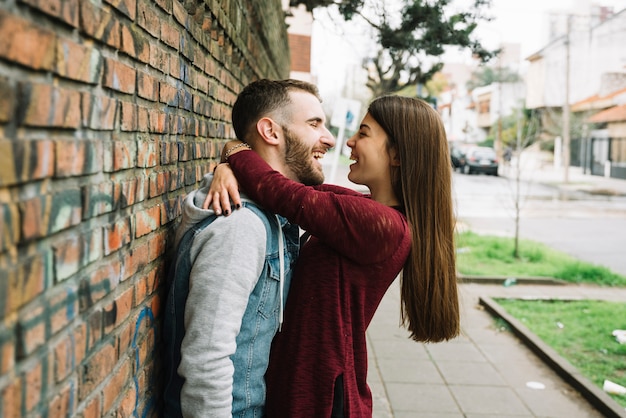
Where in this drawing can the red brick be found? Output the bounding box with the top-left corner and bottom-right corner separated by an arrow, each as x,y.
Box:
20,195 -> 50,241
102,358 -> 130,412
55,37 -> 101,83
86,310 -> 103,352
123,242 -> 149,280
0,11 -> 56,71
79,261 -> 121,311
0,75 -> 15,123
20,0 -> 80,28
160,19 -> 180,49
151,292 -> 162,319
148,231 -> 166,262
83,181 -> 115,219
52,336 -> 73,383
169,53 -> 181,80
137,0 -> 161,39
1,140 -> 56,186
79,393 -> 101,418
56,140 -> 102,177
120,23 -> 150,63
17,306 -> 48,358
73,323 -> 87,366
137,138 -> 157,168
49,188 -> 82,234
115,177 -> 138,208
79,342 -> 115,400
134,205 -> 160,238
48,287 -> 78,336
159,82 -> 179,106
103,58 -> 136,95
0,323 -> 15,375
79,0 -> 121,49
116,383 -> 136,417
154,0 -> 172,13
81,92 -> 117,131
21,83 -> 81,128
0,375 -> 22,418
104,0 -> 136,20
53,234 -> 82,281
103,287 -> 132,334
48,380 -> 74,418
137,106 -> 149,133
112,140 -> 136,171
137,72 -> 158,101
148,171 -> 165,198
0,202 -> 20,252
18,305 -> 46,356
103,217 -> 131,255
149,43 -> 168,73
120,101 -> 137,132
2,254 -> 47,317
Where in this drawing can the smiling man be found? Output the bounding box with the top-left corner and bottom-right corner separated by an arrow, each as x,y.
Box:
162,79 -> 335,418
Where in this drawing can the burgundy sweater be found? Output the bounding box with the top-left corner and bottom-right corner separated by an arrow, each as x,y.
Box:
228,151 -> 412,417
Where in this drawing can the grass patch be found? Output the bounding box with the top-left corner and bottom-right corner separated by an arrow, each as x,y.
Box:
456,230 -> 626,286
495,298 -> 626,408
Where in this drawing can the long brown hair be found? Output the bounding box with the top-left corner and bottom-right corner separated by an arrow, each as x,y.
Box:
368,96 -> 459,342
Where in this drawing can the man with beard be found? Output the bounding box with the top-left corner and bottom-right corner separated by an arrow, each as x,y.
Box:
162,79 -> 335,417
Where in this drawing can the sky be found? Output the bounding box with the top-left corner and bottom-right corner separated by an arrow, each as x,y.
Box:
310,0 -> 626,100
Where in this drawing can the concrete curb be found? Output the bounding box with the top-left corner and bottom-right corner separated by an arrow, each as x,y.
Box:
459,275 -> 568,286
479,295 -> 626,418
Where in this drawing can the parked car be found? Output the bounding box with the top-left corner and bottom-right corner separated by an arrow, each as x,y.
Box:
463,147 -> 498,175
450,146 -> 467,171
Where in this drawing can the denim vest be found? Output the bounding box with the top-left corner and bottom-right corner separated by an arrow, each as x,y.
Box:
162,201 -> 299,417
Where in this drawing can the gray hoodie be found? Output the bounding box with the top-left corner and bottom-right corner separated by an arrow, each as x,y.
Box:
175,175 -> 272,417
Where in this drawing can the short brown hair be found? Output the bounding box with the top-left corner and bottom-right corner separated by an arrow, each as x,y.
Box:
231,79 -> 321,141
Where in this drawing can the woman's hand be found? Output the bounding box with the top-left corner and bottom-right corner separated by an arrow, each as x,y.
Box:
203,163 -> 242,215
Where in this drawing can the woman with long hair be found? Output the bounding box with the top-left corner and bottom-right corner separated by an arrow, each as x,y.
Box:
207,95 -> 459,417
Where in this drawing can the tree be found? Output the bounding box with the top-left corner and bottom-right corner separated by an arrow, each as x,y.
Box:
291,0 -> 498,96
466,66 -> 521,91
503,107 -> 541,259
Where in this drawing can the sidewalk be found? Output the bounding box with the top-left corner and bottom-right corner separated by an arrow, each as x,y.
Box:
366,281 -> 626,417
358,161 -> 626,417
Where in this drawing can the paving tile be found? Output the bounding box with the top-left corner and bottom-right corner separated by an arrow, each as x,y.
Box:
515,387 -> 605,418
425,341 -> 488,363
385,382 -> 461,414
368,338 -> 430,360
377,358 -> 444,384
449,385 -> 530,415
436,360 -> 506,386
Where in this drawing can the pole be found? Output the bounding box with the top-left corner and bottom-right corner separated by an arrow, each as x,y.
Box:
562,15 -> 571,183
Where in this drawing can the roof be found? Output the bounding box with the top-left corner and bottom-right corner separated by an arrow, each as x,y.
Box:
587,104 -> 626,123
572,87 -> 626,112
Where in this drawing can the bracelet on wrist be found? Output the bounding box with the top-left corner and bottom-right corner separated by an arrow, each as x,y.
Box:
224,142 -> 251,160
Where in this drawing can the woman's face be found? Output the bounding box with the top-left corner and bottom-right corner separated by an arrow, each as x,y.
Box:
345,112 -> 395,191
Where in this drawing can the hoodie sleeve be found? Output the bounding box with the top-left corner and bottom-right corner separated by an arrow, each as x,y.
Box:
228,151 -> 407,264
178,209 -> 267,417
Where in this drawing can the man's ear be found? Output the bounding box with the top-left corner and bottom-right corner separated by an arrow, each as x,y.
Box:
256,117 -> 281,145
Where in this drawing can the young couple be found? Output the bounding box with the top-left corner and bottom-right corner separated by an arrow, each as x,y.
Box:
162,79 -> 459,417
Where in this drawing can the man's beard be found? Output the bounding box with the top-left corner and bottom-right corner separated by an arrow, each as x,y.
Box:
283,126 -> 325,186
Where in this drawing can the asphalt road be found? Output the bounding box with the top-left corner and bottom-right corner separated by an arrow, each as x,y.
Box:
453,172 -> 626,276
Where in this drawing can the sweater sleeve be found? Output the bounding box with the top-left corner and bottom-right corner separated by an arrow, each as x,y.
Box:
228,151 -> 407,264
178,209 -> 267,417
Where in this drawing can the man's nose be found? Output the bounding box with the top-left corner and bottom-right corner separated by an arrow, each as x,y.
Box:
323,126 -> 336,148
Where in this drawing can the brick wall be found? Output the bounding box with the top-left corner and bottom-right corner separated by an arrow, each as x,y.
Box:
0,0 -> 290,416
288,33 -> 311,73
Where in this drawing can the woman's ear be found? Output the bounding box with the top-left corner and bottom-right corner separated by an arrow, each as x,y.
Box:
389,146 -> 401,167
256,117 -> 281,145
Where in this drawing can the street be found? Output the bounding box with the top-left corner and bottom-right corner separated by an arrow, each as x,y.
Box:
454,171 -> 626,276
325,158 -> 626,276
